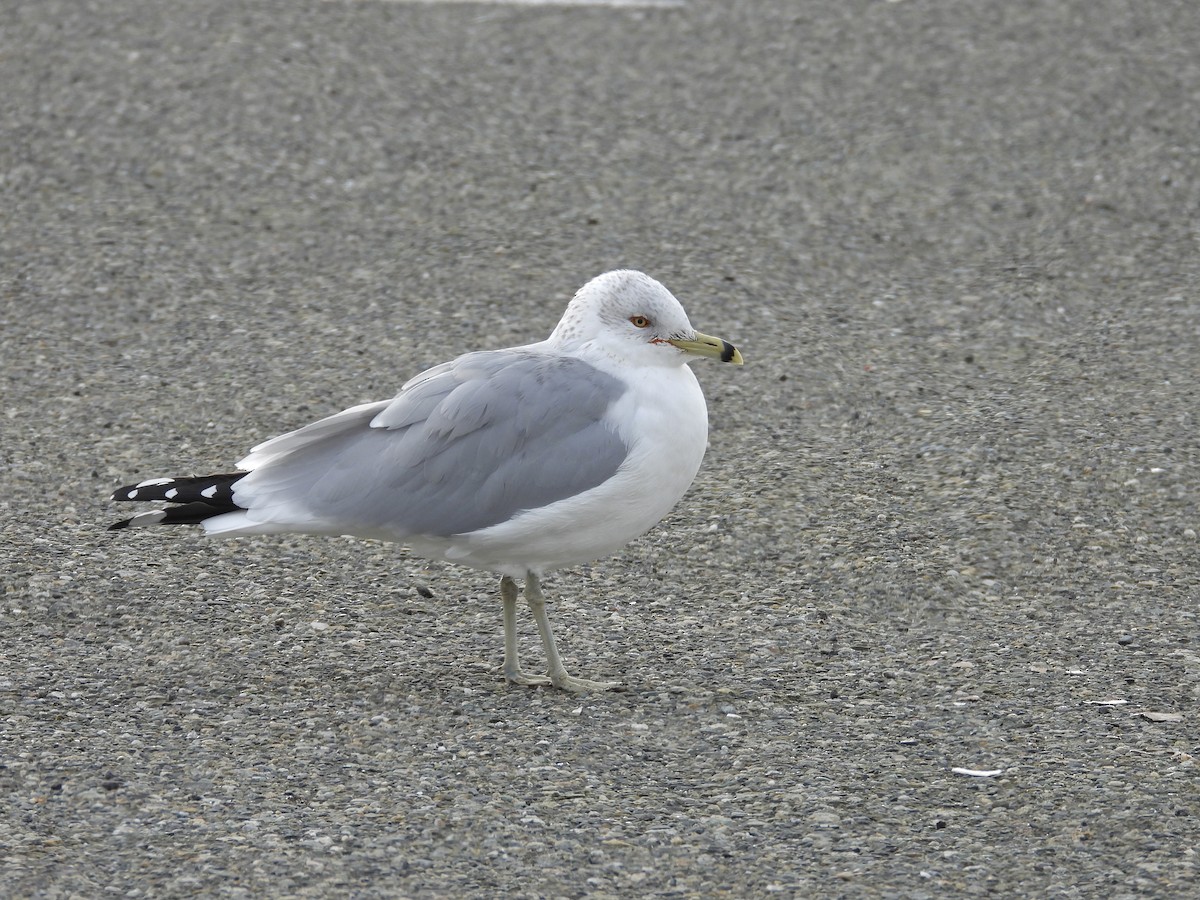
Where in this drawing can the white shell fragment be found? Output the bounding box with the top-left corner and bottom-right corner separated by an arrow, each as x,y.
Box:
951,767 -> 1004,777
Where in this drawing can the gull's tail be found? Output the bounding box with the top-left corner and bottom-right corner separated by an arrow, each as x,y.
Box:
108,474 -> 247,530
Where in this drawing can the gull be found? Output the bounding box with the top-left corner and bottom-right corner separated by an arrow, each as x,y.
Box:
109,270 -> 743,692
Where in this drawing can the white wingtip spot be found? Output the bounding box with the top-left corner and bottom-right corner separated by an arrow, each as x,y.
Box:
127,489 -> 139,500
164,488 -> 178,500
201,485 -> 218,499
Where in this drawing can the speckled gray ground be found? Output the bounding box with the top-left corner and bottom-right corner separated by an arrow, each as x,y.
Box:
2,0 -> 1198,896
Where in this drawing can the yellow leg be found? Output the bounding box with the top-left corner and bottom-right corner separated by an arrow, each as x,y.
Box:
524,573 -> 620,693
501,575 -> 551,686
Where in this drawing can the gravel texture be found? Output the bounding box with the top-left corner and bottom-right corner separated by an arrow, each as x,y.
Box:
2,0 -> 1198,896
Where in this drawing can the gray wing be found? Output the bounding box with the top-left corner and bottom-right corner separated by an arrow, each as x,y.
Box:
233,350 -> 629,537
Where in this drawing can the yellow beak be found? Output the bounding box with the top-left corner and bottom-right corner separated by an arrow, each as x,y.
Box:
667,331 -> 744,365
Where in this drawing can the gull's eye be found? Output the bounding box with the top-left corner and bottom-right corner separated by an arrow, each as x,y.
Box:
629,315 -> 651,329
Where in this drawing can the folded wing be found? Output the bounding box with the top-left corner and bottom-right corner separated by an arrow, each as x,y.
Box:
210,349 -> 630,539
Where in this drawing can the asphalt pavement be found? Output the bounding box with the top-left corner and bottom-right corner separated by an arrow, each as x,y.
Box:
2,0 -> 1198,896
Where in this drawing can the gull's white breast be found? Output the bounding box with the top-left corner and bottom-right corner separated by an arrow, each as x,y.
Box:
436,361 -> 710,576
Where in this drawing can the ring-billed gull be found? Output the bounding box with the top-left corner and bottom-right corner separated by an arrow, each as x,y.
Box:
109,270 -> 743,692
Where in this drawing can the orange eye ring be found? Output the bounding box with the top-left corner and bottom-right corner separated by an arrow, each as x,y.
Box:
629,315 -> 651,329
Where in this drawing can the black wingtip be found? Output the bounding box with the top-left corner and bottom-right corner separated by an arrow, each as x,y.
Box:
108,519 -> 132,531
